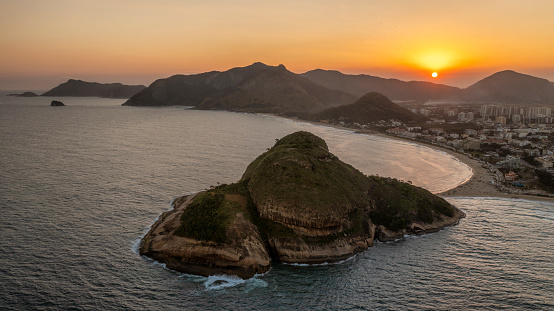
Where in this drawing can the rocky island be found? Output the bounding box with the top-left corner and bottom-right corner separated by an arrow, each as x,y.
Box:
8,91 -> 39,97
140,131 -> 465,278
50,100 -> 65,106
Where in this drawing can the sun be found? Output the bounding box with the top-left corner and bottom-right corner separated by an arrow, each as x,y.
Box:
432,72 -> 438,78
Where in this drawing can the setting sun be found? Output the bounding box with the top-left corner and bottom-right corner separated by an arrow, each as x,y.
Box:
1,1 -> 554,89
432,72 -> 438,78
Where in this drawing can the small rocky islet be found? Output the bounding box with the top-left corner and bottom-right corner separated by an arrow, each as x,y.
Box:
50,100 -> 65,106
140,131 -> 465,278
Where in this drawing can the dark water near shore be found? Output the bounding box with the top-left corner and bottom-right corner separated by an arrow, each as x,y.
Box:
1,95 -> 552,310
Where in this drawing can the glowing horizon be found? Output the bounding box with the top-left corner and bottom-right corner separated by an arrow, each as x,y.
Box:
1,0 -> 554,90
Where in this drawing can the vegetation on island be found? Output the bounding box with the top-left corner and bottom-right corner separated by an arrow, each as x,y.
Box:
367,176 -> 455,230
175,131 -> 458,245
175,180 -> 255,244
141,131 -> 464,278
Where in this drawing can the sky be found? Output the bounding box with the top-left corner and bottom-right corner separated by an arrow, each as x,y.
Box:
2,0 -> 554,90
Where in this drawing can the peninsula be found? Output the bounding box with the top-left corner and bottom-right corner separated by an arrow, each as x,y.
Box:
42,79 -> 146,99
140,131 -> 465,278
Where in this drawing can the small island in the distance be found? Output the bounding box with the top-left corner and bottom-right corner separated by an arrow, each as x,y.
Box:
8,91 -> 39,97
140,131 -> 465,279
42,79 -> 146,99
50,100 -> 65,106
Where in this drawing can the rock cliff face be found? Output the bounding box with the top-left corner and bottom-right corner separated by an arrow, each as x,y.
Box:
140,131 -> 465,278
140,194 -> 270,278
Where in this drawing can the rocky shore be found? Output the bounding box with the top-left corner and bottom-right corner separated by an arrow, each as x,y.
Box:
140,132 -> 466,278
140,194 -> 271,279
141,191 -> 465,277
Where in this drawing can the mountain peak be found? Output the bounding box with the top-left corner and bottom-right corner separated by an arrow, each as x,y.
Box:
356,91 -> 390,102
242,62 -> 288,72
474,70 -> 550,83
246,61 -> 270,68
313,91 -> 427,124
464,70 -> 554,103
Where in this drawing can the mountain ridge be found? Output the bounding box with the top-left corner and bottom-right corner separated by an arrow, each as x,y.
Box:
302,68 -> 554,104
123,62 -> 357,115
124,63 -> 554,111
301,69 -> 463,101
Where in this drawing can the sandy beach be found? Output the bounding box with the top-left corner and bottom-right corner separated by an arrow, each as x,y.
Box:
281,116 -> 554,203
367,131 -> 554,203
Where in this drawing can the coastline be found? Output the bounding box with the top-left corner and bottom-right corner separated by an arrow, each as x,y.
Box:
273,115 -> 554,203
369,132 -> 554,203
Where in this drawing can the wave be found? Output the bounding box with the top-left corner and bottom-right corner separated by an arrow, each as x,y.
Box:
282,252 -> 361,267
203,274 -> 269,291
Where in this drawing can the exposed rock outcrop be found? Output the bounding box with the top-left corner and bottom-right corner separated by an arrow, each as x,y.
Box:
140,194 -> 270,278
140,131 -> 465,278
50,100 -> 65,106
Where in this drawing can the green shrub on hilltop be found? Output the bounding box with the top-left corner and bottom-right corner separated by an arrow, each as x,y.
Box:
176,180 -> 271,244
176,192 -> 232,243
273,131 -> 328,150
367,176 -> 454,230
176,181 -> 256,244
242,131 -> 373,217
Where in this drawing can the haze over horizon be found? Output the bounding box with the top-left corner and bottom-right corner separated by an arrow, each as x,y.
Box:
2,0 -> 554,90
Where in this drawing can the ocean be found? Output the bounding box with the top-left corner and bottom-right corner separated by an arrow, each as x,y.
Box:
1,94 -> 552,310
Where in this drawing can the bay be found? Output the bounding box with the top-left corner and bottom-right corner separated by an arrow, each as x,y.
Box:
0,95 -> 552,310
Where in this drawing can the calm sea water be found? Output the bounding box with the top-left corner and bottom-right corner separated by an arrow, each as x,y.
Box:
1,95 -> 552,310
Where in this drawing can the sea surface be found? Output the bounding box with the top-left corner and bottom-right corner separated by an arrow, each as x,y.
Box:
1,94 -> 552,310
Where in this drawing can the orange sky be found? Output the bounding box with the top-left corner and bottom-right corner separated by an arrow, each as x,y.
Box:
2,0 -> 554,90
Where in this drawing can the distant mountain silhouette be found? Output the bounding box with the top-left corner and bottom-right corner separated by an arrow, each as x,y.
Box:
301,69 -> 462,101
312,92 -> 428,124
123,63 -> 357,115
302,69 -> 554,105
8,91 -> 38,97
42,79 -> 146,99
462,70 -> 554,103
123,64 -> 554,113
